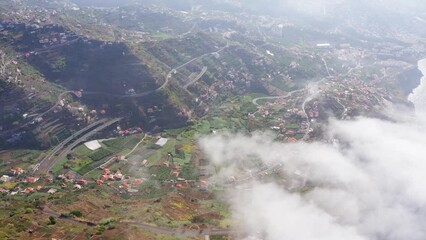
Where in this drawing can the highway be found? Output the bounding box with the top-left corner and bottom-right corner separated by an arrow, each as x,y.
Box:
33,118 -> 120,174
37,118 -> 122,174
33,119 -> 109,173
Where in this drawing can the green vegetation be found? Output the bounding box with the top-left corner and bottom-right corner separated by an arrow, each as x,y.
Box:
146,138 -> 176,167
271,77 -> 296,91
73,145 -> 92,156
151,33 -> 174,40
48,216 -> 56,225
69,210 -> 83,218
69,158 -> 93,172
180,164 -> 198,180
77,163 -> 97,175
96,217 -> 117,234
10,149 -> 41,163
211,235 -> 230,240
50,157 -> 69,173
103,136 -> 142,151
27,193 -> 49,201
137,180 -> 172,199
286,123 -> 300,129
149,165 -> 172,181
173,153 -> 191,165
88,148 -> 113,161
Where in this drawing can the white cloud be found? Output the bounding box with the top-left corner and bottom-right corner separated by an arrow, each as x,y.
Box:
200,110 -> 426,240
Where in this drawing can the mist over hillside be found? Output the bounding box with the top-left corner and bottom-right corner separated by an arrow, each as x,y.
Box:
1,0 -> 426,239
71,0 -> 426,36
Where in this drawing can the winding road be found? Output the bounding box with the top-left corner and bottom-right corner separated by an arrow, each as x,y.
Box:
252,88 -> 305,106
84,41 -> 229,99
40,206 -> 233,237
183,66 -> 208,89
1,91 -> 74,138
1,39 -> 82,137
251,78 -> 328,141
322,57 -> 332,77
301,95 -> 314,140
123,134 -> 147,158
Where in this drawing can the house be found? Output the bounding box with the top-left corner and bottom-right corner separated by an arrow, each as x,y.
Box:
74,184 -> 82,189
155,138 -> 168,147
24,187 -> 34,194
0,175 -> 11,182
10,168 -> 24,175
113,171 -> 123,180
96,180 -> 103,185
200,179 -> 208,191
286,130 -> 295,135
120,182 -> 129,190
286,137 -> 298,143
131,179 -> 143,186
162,161 -> 170,167
76,179 -> 88,185
58,174 -> 66,180
142,159 -> 148,165
47,188 -> 58,194
27,177 -> 39,183
171,171 -> 180,178
66,173 -> 76,179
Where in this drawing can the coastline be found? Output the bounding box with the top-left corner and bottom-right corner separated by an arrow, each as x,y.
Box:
398,65 -> 423,96
408,59 -> 426,111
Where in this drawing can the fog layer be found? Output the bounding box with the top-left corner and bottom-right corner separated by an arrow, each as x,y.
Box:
201,106 -> 426,239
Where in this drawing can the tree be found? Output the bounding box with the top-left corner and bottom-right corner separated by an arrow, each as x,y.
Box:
70,210 -> 82,218
48,216 -> 56,225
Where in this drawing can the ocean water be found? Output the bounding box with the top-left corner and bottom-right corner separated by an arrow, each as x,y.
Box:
408,59 -> 426,113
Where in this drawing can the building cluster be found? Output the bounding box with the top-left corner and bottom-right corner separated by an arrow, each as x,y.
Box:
115,126 -> 143,137
1,19 -> 79,50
